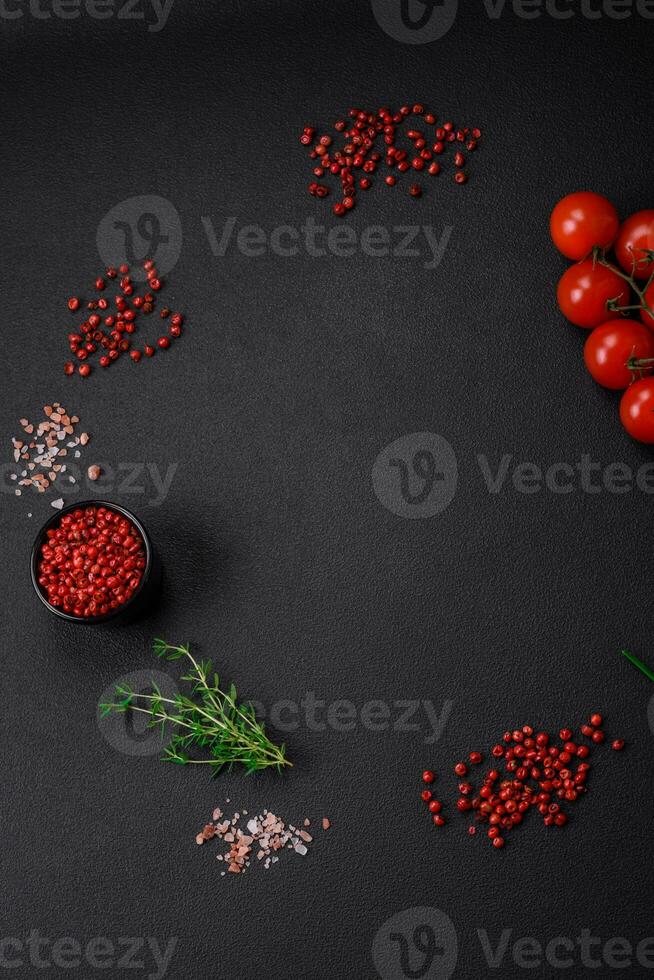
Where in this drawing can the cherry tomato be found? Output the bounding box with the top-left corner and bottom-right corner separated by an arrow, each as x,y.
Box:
640,280 -> 654,329
550,192 -> 619,260
614,210 -> 654,279
620,377 -> 654,443
583,320 -> 654,390
557,259 -> 629,329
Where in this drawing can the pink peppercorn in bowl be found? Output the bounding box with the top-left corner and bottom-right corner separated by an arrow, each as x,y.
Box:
30,501 -> 160,625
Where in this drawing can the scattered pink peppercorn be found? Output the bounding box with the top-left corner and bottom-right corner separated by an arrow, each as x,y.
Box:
422,770 -> 435,784
62,262 -> 186,376
422,712 -> 625,849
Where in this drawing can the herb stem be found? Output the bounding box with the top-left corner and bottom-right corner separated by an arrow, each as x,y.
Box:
620,648 -> 654,683
100,639 -> 291,775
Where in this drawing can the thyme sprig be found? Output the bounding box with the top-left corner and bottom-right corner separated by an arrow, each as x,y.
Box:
100,639 -> 291,776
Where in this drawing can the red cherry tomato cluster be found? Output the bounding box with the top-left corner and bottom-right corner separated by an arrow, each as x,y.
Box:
551,192 -> 654,443
64,261 -> 185,378
421,714 -> 625,850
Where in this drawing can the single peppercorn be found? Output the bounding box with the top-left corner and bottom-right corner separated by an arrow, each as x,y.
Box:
409,184 -> 422,197
422,770 -> 435,784
78,364 -> 91,377
157,336 -> 171,349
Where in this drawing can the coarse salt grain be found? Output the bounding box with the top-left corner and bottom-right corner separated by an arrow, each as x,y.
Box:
196,806 -> 326,877
8,406 -> 90,502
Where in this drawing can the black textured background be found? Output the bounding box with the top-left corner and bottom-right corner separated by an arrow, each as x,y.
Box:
2,1 -> 654,978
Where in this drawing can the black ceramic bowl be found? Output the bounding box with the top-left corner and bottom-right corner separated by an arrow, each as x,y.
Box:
30,500 -> 161,625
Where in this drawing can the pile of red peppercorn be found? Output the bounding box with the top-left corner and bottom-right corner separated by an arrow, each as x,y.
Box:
63,261 -> 185,378
420,714 -> 625,849
301,103 -> 482,215
37,505 -> 146,618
